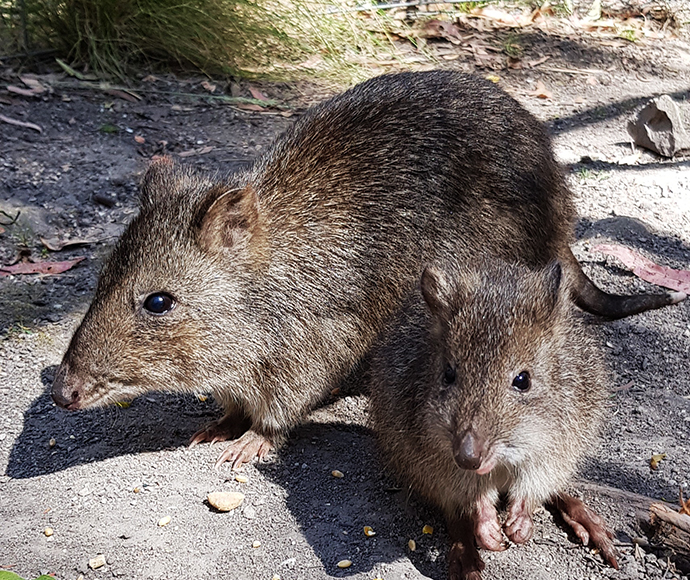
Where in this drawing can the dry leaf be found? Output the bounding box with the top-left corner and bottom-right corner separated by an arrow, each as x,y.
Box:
7,85 -> 37,97
679,488 -> 690,515
178,146 -> 213,158
20,76 -> 47,93
419,19 -> 465,44
248,87 -> 269,101
236,103 -> 265,112
134,135 -> 145,144
529,80 -> 552,99
104,89 -> 138,102
593,244 -> 690,294
650,453 -> 666,470
471,42 -> 489,56
0,114 -> 42,132
613,379 -> 634,392
527,55 -> 550,68
142,75 -> 159,82
471,6 -> 534,27
0,257 -> 85,276
40,236 -> 98,251
201,80 -> 217,93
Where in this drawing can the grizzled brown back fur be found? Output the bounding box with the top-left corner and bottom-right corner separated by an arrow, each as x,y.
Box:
368,258 -> 608,518
53,71 -> 577,444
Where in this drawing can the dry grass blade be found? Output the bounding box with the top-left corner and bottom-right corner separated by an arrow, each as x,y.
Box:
7,0 -> 399,83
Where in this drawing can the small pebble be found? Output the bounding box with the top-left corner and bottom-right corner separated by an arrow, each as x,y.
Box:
408,539 -> 416,551
252,540 -> 261,548
89,554 -> 106,569
271,576 -> 280,580
331,470 -> 344,478
337,560 -> 352,569
208,491 -> 245,512
49,438 -> 56,448
158,515 -> 171,527
235,474 -> 248,483
44,527 -> 54,537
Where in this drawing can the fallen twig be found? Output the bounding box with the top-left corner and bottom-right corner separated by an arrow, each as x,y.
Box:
0,114 -> 42,133
537,65 -> 608,75
0,210 -> 21,226
49,80 -> 285,108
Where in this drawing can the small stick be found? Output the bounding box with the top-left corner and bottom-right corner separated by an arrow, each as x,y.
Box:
0,210 -> 20,226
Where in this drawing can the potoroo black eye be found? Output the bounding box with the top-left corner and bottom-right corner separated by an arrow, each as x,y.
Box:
444,363 -> 457,385
512,371 -> 531,392
143,293 -> 175,315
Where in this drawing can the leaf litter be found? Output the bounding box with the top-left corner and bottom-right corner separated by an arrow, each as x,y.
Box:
0,257 -> 85,277
593,244 -> 690,294
40,236 -> 99,251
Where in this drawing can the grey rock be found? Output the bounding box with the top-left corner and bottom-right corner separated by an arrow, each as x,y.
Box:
627,95 -> 690,157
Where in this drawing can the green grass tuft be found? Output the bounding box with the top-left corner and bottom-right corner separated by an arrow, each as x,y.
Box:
1,0 -> 404,84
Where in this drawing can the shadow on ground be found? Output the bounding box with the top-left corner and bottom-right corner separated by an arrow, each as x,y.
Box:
4,367 -> 219,479
575,215 -> 690,266
551,87 -> 690,135
256,420 -> 451,579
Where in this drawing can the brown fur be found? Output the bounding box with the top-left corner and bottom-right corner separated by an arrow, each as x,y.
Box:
368,258 -> 609,578
52,71 -> 622,458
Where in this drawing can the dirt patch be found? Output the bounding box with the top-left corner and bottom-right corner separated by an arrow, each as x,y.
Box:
1,25 -> 690,580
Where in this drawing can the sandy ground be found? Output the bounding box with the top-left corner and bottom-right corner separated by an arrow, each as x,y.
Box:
2,22 -> 690,580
